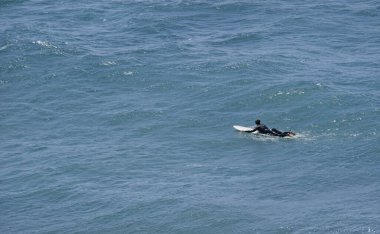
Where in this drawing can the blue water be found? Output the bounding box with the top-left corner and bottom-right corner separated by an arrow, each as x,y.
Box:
1,0 -> 379,233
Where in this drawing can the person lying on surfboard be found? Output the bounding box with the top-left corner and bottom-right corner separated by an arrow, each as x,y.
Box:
251,119 -> 295,137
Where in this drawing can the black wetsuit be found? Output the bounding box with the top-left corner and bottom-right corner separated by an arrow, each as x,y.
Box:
252,124 -> 291,137
252,124 -> 273,135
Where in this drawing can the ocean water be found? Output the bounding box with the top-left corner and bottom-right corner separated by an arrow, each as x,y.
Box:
1,0 -> 379,233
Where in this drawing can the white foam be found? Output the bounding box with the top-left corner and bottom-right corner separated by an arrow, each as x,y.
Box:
123,71 -> 134,76
101,60 -> 116,66
33,40 -> 58,49
0,44 -> 10,51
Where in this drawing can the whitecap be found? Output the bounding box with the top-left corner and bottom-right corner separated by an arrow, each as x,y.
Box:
32,40 -> 58,49
123,71 -> 134,76
0,44 -> 10,51
101,60 -> 116,66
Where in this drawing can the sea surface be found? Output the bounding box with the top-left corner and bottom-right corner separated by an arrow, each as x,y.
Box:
1,0 -> 379,233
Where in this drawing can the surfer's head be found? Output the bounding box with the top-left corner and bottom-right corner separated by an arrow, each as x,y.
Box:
255,119 -> 261,125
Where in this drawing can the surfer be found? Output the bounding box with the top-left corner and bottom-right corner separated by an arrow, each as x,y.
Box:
251,119 -> 295,137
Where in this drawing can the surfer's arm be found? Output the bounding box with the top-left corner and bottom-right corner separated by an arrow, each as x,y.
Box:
250,126 -> 258,132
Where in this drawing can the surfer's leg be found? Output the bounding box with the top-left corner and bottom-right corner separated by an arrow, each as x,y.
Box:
271,128 -> 283,135
271,128 -> 293,137
284,131 -> 296,136
281,131 -> 295,137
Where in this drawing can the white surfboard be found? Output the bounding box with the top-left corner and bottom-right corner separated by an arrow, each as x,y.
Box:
233,125 -> 255,132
